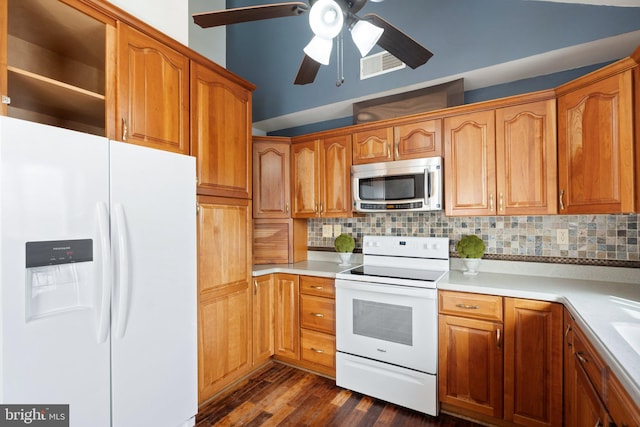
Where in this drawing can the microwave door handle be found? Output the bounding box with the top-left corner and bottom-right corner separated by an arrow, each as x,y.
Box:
428,168 -> 440,208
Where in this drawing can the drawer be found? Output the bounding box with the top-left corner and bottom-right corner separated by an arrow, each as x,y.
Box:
300,294 -> 335,334
300,329 -> 335,369
573,328 -> 607,398
439,290 -> 503,321
300,275 -> 335,298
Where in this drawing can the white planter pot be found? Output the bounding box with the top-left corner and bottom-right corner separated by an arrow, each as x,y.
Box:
462,258 -> 482,275
338,252 -> 353,266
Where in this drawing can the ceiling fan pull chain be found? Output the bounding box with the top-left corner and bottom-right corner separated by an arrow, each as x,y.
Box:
336,30 -> 345,87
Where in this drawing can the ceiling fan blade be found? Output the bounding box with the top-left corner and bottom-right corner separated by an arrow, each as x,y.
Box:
362,13 -> 433,69
193,2 -> 309,28
294,55 -> 321,85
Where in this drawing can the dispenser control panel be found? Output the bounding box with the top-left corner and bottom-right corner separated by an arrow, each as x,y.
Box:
25,239 -> 93,268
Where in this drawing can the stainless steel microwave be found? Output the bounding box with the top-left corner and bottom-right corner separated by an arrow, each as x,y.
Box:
352,157 -> 443,212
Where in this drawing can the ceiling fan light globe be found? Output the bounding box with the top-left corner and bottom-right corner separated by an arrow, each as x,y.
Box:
304,36 -> 333,65
351,20 -> 384,57
309,0 -> 344,39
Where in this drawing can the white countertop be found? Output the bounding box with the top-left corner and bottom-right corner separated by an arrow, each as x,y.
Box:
252,253 -> 640,405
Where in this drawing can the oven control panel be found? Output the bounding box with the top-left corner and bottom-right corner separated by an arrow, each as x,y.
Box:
363,236 -> 449,260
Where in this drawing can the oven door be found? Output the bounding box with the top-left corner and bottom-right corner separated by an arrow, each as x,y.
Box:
335,279 -> 437,373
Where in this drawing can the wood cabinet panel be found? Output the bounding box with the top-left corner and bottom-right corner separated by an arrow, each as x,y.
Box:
300,276 -> 335,298
300,294 -> 335,334
444,110 -> 496,216
274,273 -> 299,361
496,100 -> 557,215
438,291 -> 503,321
191,61 -> 251,198
252,137 -> 290,218
394,119 -> 442,160
557,70 -> 635,214
291,140 -> 319,218
117,24 -> 189,154
252,274 -> 274,366
352,127 -> 393,164
438,314 -> 503,418
504,299 -> 563,427
607,371 -> 640,427
320,134 -> 352,217
300,329 -> 336,370
252,219 -> 307,265
196,196 -> 252,402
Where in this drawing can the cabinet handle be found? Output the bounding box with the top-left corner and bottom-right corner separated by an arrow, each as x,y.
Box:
576,351 -> 589,364
310,312 -> 324,318
387,142 -> 392,159
455,304 -> 480,310
559,189 -> 565,210
253,279 -> 258,295
309,286 -> 324,290
122,118 -> 128,141
285,202 -> 289,213
310,347 -> 324,353
394,141 -> 400,159
594,419 -> 603,427
496,328 -> 501,349
319,203 -> 323,215
315,203 -> 319,216
499,193 -> 504,212
565,324 -> 572,347
489,193 -> 494,211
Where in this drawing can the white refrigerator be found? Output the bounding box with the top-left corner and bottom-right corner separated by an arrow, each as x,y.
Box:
0,117 -> 197,426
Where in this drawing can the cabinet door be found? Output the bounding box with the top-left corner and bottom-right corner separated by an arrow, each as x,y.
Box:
320,134 -> 352,217
197,196 -> 252,403
574,361 -> 610,427
117,24 -> 189,154
558,70 -> 635,214
191,61 -> 251,198
274,274 -> 299,360
252,274 -> 275,366
352,127 -> 393,164
291,140 -> 320,218
394,119 -> 442,160
496,100 -> 557,215
607,372 -> 640,427
444,110 -> 496,216
253,138 -> 290,218
438,314 -> 503,418
504,298 -> 563,427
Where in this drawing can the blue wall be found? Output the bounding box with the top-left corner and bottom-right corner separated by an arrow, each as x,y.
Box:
225,0 -> 640,132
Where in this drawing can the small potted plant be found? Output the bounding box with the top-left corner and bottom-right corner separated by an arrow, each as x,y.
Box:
334,233 -> 355,266
456,234 -> 486,275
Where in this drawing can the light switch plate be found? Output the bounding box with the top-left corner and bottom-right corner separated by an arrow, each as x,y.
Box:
322,224 -> 333,238
333,224 -> 342,237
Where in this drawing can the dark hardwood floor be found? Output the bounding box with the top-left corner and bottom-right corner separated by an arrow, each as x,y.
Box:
196,362 -> 485,427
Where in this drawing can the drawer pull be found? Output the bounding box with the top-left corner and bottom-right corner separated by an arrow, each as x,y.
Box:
576,351 -> 589,364
310,312 -> 324,318
496,328 -> 501,349
565,324 -> 572,347
310,347 -> 324,353
309,286 -> 324,290
456,304 -> 480,310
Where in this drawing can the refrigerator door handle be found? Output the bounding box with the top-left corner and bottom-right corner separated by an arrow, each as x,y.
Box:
96,202 -> 111,344
114,203 -> 131,339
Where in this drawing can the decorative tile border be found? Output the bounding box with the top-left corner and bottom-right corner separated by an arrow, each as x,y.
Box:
308,212 -> 640,267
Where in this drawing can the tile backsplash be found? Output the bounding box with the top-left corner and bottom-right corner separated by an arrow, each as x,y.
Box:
308,213 -> 640,265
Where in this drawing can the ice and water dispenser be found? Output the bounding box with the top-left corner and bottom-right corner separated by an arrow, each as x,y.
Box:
25,239 -> 94,320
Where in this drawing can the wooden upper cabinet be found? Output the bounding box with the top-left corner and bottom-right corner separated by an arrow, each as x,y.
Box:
253,137 -> 290,218
3,0 -> 115,137
444,110 -> 496,216
320,134 -> 352,217
352,119 -> 441,164
291,135 -> 352,218
117,24 -> 189,154
504,298 -> 563,427
352,127 -> 394,164
394,119 -> 442,160
496,100 -> 557,215
557,69 -> 635,214
291,139 -> 320,218
191,61 -> 252,199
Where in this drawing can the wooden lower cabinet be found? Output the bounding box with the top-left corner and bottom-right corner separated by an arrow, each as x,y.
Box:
438,291 -> 563,426
564,308 -> 640,427
274,273 -> 300,361
252,274 -> 275,366
197,196 -> 252,403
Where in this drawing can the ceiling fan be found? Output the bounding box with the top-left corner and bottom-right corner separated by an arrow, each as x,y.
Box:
193,0 -> 433,85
